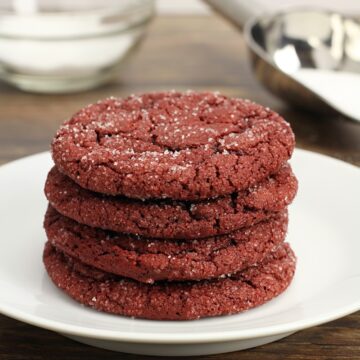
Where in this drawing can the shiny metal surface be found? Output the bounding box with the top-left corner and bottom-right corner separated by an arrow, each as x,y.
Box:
246,9 -> 360,112
251,11 -> 360,73
204,0 -> 360,117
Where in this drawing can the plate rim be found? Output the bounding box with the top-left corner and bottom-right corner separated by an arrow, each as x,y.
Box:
0,300 -> 359,344
0,149 -> 359,344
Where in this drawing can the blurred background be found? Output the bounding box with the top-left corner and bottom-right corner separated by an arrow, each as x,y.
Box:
0,0 -> 359,165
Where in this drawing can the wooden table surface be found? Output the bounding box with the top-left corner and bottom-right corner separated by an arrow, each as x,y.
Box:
0,15 -> 359,360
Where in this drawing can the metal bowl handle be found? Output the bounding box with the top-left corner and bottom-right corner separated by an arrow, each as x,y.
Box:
203,0 -> 263,30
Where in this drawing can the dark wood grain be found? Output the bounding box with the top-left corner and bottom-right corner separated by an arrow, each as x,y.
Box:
0,15 -> 359,360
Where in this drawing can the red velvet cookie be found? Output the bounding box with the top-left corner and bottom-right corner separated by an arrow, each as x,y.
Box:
45,163 -> 297,239
44,206 -> 288,283
51,91 -> 295,200
43,242 -> 296,320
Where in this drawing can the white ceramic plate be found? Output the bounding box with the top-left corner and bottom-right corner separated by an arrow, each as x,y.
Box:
0,149 -> 359,357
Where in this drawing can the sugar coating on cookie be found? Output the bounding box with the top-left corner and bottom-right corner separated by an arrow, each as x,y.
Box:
44,206 -> 288,283
51,91 -> 295,200
43,242 -> 296,320
45,163 -> 297,239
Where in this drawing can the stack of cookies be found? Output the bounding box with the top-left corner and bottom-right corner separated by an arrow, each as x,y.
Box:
43,91 -> 298,320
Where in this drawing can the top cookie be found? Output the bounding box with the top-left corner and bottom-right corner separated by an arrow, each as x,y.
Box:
52,91 -> 295,200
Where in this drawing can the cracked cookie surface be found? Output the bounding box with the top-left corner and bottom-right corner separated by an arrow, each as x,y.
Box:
45,164 -> 297,239
43,242 -> 296,320
44,206 -> 288,283
51,92 -> 295,200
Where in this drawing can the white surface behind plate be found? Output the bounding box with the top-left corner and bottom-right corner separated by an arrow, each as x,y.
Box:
292,70 -> 360,122
156,0 -> 360,15
0,149 -> 359,344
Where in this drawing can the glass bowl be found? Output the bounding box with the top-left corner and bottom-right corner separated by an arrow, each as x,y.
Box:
0,0 -> 155,93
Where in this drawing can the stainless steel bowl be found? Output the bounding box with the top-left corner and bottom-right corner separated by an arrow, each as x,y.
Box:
246,9 -> 360,113
205,0 -> 360,118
